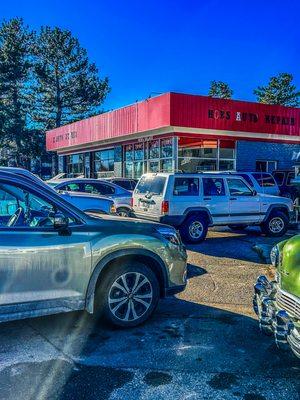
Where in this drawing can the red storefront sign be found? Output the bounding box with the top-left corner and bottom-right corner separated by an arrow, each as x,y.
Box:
46,92 -> 300,152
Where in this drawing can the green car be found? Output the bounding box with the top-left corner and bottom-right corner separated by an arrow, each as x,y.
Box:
253,235 -> 300,358
0,168 -> 187,328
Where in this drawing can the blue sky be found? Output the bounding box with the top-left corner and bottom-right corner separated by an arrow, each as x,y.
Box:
1,0 -> 299,110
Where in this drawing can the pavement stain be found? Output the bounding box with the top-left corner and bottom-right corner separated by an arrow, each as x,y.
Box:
162,325 -> 182,339
207,372 -> 239,390
243,394 -> 267,400
143,371 -> 172,387
0,360 -> 134,400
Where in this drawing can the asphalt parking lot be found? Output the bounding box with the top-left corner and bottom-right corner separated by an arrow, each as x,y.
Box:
0,227 -> 299,400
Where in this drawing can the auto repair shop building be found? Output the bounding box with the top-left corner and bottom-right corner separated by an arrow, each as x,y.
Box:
46,92 -> 300,178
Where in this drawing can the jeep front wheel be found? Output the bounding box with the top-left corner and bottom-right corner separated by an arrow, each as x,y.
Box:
261,211 -> 288,237
95,262 -> 160,328
180,215 -> 208,243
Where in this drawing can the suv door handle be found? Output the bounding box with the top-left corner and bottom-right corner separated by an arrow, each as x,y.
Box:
204,197 -> 211,200
230,197 -> 237,200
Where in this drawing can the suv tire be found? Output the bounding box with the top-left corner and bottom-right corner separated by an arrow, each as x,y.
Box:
261,211 -> 288,237
180,214 -> 208,243
95,261 -> 160,328
116,207 -> 131,217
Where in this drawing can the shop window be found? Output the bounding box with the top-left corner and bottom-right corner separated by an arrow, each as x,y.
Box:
94,148 -> 115,175
161,159 -> 173,172
124,162 -> 133,178
149,160 -> 159,173
219,160 -> 235,171
203,178 -> 225,196
133,161 -> 144,179
134,143 -> 144,160
67,154 -> 84,177
125,145 -> 133,162
256,160 -> 277,173
173,178 -> 199,196
148,140 -> 159,159
161,138 -> 173,158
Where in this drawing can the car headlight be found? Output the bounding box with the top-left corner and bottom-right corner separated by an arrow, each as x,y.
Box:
270,245 -> 279,267
110,204 -> 117,214
155,226 -> 181,246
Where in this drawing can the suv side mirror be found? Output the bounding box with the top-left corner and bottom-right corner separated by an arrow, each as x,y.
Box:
252,190 -> 257,196
53,214 -> 69,233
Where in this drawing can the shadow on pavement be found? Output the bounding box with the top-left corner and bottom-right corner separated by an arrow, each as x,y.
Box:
0,294 -> 299,399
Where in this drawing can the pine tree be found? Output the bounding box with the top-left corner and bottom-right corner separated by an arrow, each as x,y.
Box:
208,80 -> 233,99
0,18 -> 36,167
32,26 -> 110,130
254,73 -> 300,107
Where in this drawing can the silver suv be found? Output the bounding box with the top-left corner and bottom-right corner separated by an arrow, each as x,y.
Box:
0,168 -> 187,328
132,173 -> 294,243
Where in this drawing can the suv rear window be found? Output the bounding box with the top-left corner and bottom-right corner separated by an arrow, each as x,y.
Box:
252,173 -> 276,187
135,175 -> 166,195
173,178 -> 199,196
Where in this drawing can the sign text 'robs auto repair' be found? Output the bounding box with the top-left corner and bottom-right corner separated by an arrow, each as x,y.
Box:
208,109 -> 296,126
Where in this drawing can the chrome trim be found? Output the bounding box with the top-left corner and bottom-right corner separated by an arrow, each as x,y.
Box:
276,289 -> 300,319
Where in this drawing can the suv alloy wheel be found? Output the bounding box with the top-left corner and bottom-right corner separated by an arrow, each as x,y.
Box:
261,211 -> 289,237
180,214 -> 208,243
96,261 -> 160,327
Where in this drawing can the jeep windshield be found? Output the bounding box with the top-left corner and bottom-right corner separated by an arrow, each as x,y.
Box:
135,175 -> 166,196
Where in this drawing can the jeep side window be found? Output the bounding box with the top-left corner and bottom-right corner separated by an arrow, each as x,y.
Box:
227,179 -> 253,196
173,178 -> 199,196
202,178 -> 225,196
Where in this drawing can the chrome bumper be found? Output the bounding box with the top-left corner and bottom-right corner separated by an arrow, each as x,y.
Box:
253,275 -> 299,358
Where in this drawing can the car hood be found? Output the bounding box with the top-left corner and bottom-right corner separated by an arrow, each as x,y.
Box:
258,193 -> 293,205
86,212 -> 168,233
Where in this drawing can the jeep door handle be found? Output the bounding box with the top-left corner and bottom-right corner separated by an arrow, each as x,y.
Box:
230,197 -> 237,200
204,197 -> 211,200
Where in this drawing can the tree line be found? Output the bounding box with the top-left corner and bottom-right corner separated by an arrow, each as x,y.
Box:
208,73 -> 300,106
0,18 -> 110,169
0,17 -> 299,170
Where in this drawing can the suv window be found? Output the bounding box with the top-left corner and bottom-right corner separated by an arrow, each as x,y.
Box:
252,173 -> 276,187
173,178 -> 199,196
135,176 -> 166,195
227,178 -> 253,196
287,172 -> 295,185
83,183 -> 115,195
60,183 -> 81,192
113,180 -> 132,190
0,183 -> 75,228
238,174 -> 254,187
273,172 -> 285,186
203,178 -> 225,196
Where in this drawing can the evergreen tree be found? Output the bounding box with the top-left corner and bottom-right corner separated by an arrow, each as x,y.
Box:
0,18 -> 36,167
208,80 -> 233,99
32,26 -> 110,130
254,73 -> 300,107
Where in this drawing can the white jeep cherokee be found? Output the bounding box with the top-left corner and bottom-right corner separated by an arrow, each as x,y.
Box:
132,172 -> 295,243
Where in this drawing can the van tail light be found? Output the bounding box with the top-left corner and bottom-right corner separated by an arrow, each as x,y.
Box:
161,200 -> 169,214
130,198 -> 134,207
